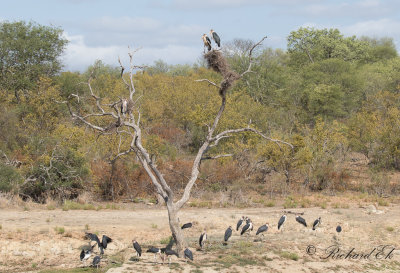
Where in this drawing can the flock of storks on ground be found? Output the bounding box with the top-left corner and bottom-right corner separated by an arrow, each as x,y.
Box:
79,213 -> 342,268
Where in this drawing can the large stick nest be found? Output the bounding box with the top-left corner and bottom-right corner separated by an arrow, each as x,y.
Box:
204,50 -> 240,96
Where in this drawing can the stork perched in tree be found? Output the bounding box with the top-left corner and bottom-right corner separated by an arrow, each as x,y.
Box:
147,246 -> 163,263
181,222 -> 193,229
278,215 -> 287,231
296,215 -> 308,228
184,248 -> 193,261
92,256 -> 101,268
121,98 -> 128,116
199,229 -> 207,249
132,240 -> 142,257
256,223 -> 269,237
202,34 -> 212,53
210,29 -> 221,48
224,226 -> 232,244
312,217 -> 321,231
241,219 -> 253,236
236,216 -> 245,231
161,248 -> 179,265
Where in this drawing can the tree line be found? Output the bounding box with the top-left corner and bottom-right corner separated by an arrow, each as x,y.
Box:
0,21 -> 399,202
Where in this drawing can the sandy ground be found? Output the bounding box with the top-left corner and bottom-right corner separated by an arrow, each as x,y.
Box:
0,204 -> 399,272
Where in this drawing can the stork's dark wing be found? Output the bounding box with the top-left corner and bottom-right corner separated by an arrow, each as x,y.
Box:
224,228 -> 232,241
296,216 -> 307,227
199,233 -> 204,247
236,219 -> 243,231
336,225 -> 342,233
312,219 -> 319,230
80,249 -> 85,261
212,32 -> 221,47
133,242 -> 142,256
184,248 -> 193,261
278,216 -> 285,230
241,223 -> 250,235
181,223 -> 192,229
102,235 -> 112,249
256,224 -> 268,235
147,246 -> 159,253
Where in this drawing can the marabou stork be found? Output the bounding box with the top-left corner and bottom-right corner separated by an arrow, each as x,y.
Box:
147,246 -> 163,263
312,217 -> 321,231
161,248 -> 179,264
92,256 -> 101,268
241,220 -> 253,236
181,222 -> 193,229
256,223 -> 269,236
210,29 -> 221,48
184,248 -> 193,261
99,235 -> 112,255
295,215 -> 308,227
278,215 -> 287,231
199,229 -> 207,249
224,226 -> 232,243
132,240 -> 142,257
80,244 -> 95,266
121,98 -> 128,116
202,34 -> 212,53
236,216 -> 245,231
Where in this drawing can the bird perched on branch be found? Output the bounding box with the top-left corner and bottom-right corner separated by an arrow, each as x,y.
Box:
296,215 -> 307,227
132,240 -> 142,257
121,98 -> 128,116
202,34 -> 212,53
210,29 -> 221,48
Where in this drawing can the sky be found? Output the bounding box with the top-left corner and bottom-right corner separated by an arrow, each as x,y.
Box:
1,0 -> 399,72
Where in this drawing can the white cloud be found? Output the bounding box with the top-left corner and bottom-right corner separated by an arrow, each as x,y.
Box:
62,32 -> 200,72
341,18 -> 400,38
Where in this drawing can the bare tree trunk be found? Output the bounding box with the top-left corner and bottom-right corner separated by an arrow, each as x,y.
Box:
166,202 -> 185,256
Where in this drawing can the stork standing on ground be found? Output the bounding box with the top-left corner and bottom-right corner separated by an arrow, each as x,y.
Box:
336,225 -> 342,233
278,215 -> 287,232
202,34 -> 212,53
99,235 -> 112,255
161,248 -> 179,265
147,247 -> 163,263
224,226 -> 232,244
199,229 -> 207,249
92,256 -> 101,268
236,216 -> 245,231
184,248 -> 193,261
312,217 -> 321,231
241,219 -> 253,236
295,215 -> 308,228
256,223 -> 269,237
132,240 -> 142,257
210,29 -> 221,48
80,244 -> 95,266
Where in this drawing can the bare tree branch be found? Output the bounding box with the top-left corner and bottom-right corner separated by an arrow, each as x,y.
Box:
240,35 -> 268,77
195,79 -> 221,89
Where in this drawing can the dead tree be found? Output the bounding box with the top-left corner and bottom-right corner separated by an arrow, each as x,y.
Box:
64,37 -> 292,256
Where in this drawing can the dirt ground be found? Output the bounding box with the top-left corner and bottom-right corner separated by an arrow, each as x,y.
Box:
0,202 -> 400,273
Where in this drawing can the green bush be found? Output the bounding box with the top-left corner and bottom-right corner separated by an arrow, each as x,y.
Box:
0,163 -> 22,192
